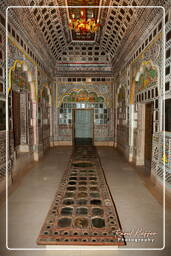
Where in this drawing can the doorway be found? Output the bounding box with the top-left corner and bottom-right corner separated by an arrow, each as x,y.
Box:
73,109 -> 94,145
144,102 -> 154,175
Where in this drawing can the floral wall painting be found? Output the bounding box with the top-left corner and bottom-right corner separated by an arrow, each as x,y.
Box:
135,61 -> 158,92
62,89 -> 105,103
11,66 -> 30,91
130,60 -> 158,104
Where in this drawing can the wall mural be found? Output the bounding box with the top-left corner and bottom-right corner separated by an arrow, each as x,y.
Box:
135,61 -> 158,92
57,83 -> 112,108
59,89 -> 107,126
8,58 -> 37,103
11,67 -> 30,90
129,33 -> 162,106
130,60 -> 158,104
63,89 -> 105,103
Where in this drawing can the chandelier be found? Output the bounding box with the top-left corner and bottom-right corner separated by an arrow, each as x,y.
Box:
68,9 -> 100,33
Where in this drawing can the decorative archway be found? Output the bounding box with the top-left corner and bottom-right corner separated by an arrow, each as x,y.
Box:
8,60 -> 36,100
134,61 -> 159,167
59,89 -> 108,126
9,60 -> 35,152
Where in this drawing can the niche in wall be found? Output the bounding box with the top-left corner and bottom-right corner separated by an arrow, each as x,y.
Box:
165,99 -> 171,132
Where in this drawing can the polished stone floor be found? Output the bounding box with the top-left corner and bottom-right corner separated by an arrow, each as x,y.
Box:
0,146 -> 171,256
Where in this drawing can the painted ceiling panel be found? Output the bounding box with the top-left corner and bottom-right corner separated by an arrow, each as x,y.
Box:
24,0 -> 145,60
6,0 -> 170,68
67,0 -> 101,41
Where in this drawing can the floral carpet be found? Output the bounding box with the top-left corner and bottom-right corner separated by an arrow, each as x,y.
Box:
37,145 -> 125,246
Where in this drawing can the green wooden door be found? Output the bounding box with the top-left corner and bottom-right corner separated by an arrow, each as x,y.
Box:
74,110 -> 93,145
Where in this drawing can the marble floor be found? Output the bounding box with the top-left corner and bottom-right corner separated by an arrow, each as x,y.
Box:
0,146 -> 171,256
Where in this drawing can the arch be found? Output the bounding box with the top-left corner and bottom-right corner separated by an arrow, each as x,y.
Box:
58,88 -> 108,126
8,59 -> 35,100
60,88 -> 105,106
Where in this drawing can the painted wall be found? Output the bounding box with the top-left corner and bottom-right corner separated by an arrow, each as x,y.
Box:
0,21 -> 53,193
114,15 -> 171,196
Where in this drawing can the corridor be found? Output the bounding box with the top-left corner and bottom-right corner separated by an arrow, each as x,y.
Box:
0,146 -> 171,255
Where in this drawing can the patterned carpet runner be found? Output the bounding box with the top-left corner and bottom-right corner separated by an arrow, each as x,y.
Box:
37,145 -> 125,246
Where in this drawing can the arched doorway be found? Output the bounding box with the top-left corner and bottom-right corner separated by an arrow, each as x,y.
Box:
59,89 -> 107,145
10,62 -> 33,154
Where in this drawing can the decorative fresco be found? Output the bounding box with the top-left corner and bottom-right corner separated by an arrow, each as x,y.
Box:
11,67 -> 30,90
58,83 -> 112,108
130,60 -> 158,104
129,33 -> 162,105
135,61 -> 158,92
62,90 -> 105,103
